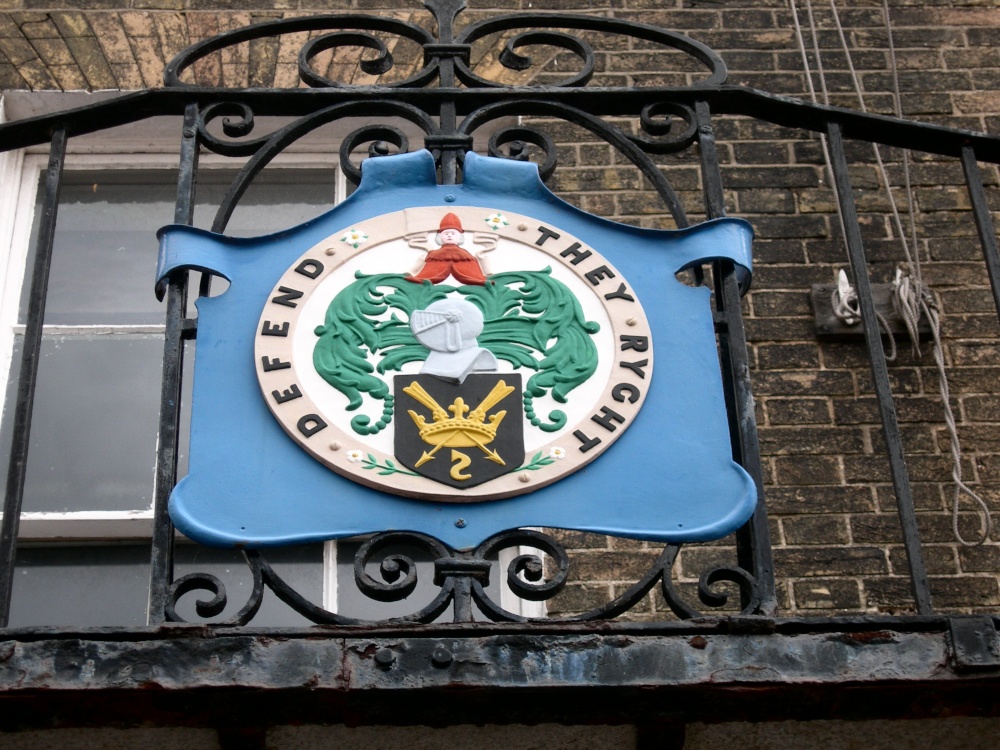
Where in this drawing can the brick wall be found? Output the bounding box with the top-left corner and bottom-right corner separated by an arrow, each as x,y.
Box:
2,0 -> 1000,619
533,0 -> 1000,619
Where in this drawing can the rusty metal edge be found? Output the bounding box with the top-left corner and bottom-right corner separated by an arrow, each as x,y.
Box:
2,626 -> 1000,729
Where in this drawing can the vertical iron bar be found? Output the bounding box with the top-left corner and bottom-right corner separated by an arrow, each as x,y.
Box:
0,127 -> 67,627
960,146 -> 1000,325
696,102 -> 727,220
827,122 -> 932,615
148,104 -> 199,625
696,101 -> 776,614
452,578 -> 474,622
428,0 -> 466,184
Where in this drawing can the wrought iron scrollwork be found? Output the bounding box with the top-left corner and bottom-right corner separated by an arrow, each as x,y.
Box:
155,0 -> 765,627
165,15 -> 437,89
166,564 -> 264,626
165,530 -> 760,625
633,103 -> 699,154
475,528 -> 569,606
197,102 -> 268,158
198,100 -> 435,233
354,531 -> 448,603
492,30 -> 595,88
485,126 -> 557,181
162,0 -> 720,222
454,14 -> 726,89
339,124 -> 412,186
658,546 -> 760,620
163,6 -> 725,90
459,100 -> 690,227
299,32 -> 395,88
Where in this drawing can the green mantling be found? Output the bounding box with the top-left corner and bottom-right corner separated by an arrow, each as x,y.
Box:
313,270 -> 600,436
459,270 -> 600,432
313,273 -> 449,435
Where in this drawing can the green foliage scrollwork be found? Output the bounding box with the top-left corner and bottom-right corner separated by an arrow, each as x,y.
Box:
460,270 -> 600,432
312,269 -> 600,436
313,273 -> 449,434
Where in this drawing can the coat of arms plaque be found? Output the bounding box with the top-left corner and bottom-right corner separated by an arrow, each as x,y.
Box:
157,150 -> 756,548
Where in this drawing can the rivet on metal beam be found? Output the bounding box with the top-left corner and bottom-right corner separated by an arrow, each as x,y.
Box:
431,646 -> 453,668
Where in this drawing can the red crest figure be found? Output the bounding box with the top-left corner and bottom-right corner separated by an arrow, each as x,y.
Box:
406,212 -> 488,286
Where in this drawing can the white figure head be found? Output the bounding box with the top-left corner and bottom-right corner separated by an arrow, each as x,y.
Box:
436,212 -> 465,247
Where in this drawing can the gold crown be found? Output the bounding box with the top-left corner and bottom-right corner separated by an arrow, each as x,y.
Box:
403,380 -> 514,467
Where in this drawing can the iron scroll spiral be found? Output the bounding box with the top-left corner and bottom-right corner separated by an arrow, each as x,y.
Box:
490,30 -> 596,88
634,103 -> 700,154
165,531 -> 759,625
197,99 -> 436,234
339,125 -> 412,186
166,564 -> 264,626
454,14 -> 726,89
485,126 -> 558,181
164,15 -> 437,89
197,102 -> 267,158
161,1 -> 717,227
475,528 -> 570,603
299,32 -> 395,89
459,100 -> 693,228
475,103 -> 697,183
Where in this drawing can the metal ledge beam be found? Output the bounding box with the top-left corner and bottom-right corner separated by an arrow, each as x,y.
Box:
2,625 -> 1000,730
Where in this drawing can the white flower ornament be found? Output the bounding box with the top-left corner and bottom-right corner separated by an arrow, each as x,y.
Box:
346,449 -> 364,462
484,212 -> 509,231
340,228 -> 369,249
549,446 -> 567,460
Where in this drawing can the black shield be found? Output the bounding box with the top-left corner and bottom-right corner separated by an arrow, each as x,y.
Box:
394,373 -> 524,490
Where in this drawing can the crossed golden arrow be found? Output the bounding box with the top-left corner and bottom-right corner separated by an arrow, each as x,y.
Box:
403,380 -> 515,468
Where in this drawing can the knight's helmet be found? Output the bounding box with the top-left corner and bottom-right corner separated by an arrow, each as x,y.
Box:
411,299 -> 498,383
410,299 -> 482,353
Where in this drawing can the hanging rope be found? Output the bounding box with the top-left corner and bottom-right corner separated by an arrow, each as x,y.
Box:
791,0 -> 992,544
890,265 -> 922,354
920,287 -> 993,545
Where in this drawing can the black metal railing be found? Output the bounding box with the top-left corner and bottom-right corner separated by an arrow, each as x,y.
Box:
1,0 -> 1000,629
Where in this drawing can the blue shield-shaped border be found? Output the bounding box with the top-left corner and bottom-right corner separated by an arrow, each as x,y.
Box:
157,150 -> 756,550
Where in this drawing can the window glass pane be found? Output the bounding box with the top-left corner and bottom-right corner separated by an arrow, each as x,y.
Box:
8,544 -> 150,627
2,335 -> 193,515
5,164 -> 336,626
8,167 -> 335,515
22,171 -> 177,326
195,168 -> 339,236
1,334 -> 163,512
21,168 -> 339,326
